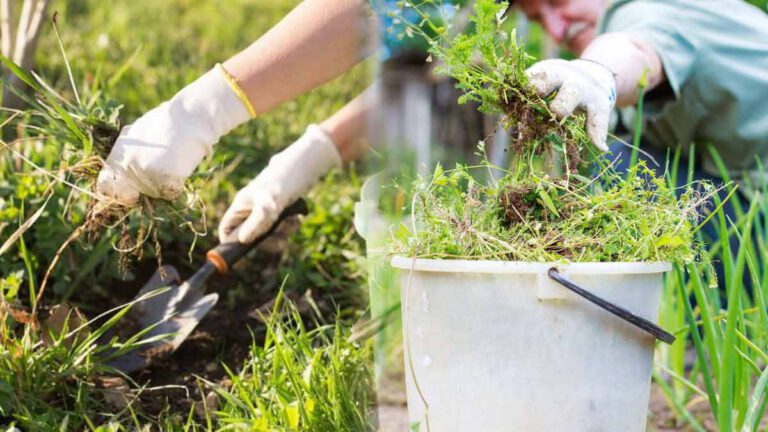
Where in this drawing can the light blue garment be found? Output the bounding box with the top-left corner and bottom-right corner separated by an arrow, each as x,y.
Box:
597,0 -> 768,188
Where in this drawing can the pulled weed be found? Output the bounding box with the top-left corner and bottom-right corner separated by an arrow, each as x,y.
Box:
389,0 -> 709,263
0,17 -> 206,309
401,0 -> 596,176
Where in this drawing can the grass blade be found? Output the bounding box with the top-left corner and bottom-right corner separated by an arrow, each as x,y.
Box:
741,365 -> 768,432
0,189 -> 54,256
0,53 -> 43,91
676,264 -> 719,416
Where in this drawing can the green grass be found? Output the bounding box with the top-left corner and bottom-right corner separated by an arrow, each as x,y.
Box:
0,275 -> 159,430
0,280 -> 375,431
389,158 -> 703,262
212,294 -> 375,432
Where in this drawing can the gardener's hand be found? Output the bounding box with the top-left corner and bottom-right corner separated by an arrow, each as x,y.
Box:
526,59 -> 616,152
96,65 -> 253,205
218,124 -> 342,247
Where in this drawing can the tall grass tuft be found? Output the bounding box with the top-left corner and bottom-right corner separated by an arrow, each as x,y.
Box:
0,271 -> 168,430
654,144 -> 768,431
207,293 -> 376,431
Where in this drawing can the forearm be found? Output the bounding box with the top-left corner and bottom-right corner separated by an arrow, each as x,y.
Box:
581,33 -> 664,107
320,86 -> 373,162
223,0 -> 373,115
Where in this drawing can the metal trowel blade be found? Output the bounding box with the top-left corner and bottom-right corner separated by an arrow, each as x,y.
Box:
133,265 -> 182,326
108,264 -> 219,373
107,293 -> 219,373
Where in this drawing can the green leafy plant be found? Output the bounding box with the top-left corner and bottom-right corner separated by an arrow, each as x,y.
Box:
0,283 -> 161,430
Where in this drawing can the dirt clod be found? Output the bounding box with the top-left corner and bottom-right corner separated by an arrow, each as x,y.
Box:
498,185 -> 535,224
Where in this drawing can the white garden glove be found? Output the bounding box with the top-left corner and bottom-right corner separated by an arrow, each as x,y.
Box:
526,59 -> 617,152
218,124 -> 342,246
97,64 -> 254,204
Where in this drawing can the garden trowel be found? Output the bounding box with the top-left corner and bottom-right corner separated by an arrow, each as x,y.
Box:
109,199 -> 308,373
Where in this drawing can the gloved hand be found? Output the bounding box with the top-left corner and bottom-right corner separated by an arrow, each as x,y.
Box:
526,59 -> 616,152
218,124 -> 342,246
97,64 -> 254,204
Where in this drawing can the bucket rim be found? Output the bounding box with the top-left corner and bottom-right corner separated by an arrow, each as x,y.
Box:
390,256 -> 672,274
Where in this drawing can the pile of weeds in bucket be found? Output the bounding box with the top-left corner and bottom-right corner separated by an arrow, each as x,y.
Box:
389,0 -> 714,262
391,159 -> 707,262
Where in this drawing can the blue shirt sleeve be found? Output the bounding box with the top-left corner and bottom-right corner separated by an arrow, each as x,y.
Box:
599,0 -> 699,97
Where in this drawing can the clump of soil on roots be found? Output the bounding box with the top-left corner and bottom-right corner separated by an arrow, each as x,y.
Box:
498,87 -> 583,172
498,184 -> 535,224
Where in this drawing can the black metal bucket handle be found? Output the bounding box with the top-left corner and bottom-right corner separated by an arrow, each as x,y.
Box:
547,268 -> 676,345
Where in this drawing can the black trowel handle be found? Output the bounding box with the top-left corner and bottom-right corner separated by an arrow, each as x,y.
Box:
207,199 -> 309,273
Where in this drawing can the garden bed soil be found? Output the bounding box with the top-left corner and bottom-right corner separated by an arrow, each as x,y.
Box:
647,385 -> 717,431
83,249 -> 293,419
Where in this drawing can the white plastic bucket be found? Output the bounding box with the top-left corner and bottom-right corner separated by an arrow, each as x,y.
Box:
391,257 -> 671,432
